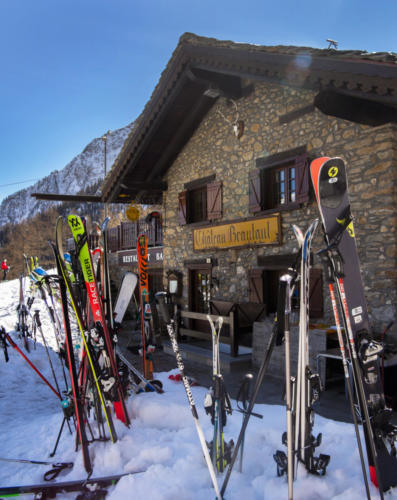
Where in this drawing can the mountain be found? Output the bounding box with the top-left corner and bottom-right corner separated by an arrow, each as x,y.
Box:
0,123 -> 134,227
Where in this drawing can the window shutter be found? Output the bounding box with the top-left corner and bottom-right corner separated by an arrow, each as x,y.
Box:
248,169 -> 262,213
309,268 -> 323,318
295,154 -> 309,204
248,268 -> 264,303
178,191 -> 187,225
207,181 -> 222,221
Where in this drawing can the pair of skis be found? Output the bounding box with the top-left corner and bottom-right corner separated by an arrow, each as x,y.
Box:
274,220 -> 330,499
205,315 -> 233,474
137,234 -> 156,381
311,157 -> 397,495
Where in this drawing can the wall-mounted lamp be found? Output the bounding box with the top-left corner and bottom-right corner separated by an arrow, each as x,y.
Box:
167,270 -> 182,296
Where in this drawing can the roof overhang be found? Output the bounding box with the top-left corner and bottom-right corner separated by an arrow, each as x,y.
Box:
31,193 -> 103,203
101,33 -> 397,204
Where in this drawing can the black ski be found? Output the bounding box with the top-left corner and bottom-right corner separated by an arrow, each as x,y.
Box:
311,156 -> 397,493
50,240 -> 92,474
53,217 -> 118,444
0,470 -> 145,498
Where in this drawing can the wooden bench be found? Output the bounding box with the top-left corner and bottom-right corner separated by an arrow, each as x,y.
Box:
178,301 -> 266,357
179,309 -> 238,356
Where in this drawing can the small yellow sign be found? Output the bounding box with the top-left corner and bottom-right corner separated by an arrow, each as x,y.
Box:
193,215 -> 280,251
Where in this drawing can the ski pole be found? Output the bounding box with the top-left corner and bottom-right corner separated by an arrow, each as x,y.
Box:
337,277 -> 384,499
156,293 -> 222,500
4,331 -> 60,399
328,281 -> 371,499
279,273 -> 294,500
235,373 -> 256,473
221,317 -> 281,497
33,310 -> 63,397
0,457 -> 73,481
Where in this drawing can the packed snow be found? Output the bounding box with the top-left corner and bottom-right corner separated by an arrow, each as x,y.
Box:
0,276 -> 395,499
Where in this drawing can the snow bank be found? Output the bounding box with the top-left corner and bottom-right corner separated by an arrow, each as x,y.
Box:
0,277 -> 395,499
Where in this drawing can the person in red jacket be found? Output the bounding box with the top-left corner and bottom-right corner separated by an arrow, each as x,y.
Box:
1,259 -> 9,280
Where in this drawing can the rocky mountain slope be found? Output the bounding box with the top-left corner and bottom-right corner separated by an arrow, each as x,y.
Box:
0,123 -> 133,227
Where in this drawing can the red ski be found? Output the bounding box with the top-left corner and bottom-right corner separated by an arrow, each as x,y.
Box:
137,234 -> 154,380
67,214 -> 130,427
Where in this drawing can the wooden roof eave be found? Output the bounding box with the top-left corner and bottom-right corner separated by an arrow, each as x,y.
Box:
101,35 -> 397,204
101,68 -> 241,204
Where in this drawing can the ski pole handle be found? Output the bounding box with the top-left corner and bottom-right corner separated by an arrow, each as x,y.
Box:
155,292 -> 171,324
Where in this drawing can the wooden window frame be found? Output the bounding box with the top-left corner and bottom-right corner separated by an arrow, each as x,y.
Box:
249,146 -> 309,215
178,178 -> 222,225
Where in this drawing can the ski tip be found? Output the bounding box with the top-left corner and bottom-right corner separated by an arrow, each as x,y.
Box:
309,157 -> 330,200
369,465 -> 379,488
292,225 -> 304,246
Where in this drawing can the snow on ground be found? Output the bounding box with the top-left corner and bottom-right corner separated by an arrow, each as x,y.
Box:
0,276 -> 396,499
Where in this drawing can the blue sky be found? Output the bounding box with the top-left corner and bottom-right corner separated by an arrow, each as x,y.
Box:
0,0 -> 395,203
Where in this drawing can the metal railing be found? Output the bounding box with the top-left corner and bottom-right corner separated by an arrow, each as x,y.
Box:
66,218 -> 163,252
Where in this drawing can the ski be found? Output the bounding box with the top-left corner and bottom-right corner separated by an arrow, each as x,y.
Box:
137,234 -> 154,380
67,214 -> 130,427
293,220 -> 330,476
113,272 -> 138,326
50,235 -> 93,474
53,218 -> 118,444
276,271 -> 296,500
273,221 -> 329,490
205,315 -> 233,473
100,217 -> 114,329
16,274 -> 30,352
116,344 -> 164,393
310,156 -> 397,493
0,470 -> 146,498
155,292 -> 222,500
322,258 -> 371,499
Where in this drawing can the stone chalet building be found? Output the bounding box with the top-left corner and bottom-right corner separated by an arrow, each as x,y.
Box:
101,33 -> 397,380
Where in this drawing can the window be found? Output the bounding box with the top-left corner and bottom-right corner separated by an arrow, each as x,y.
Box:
188,186 -> 208,223
179,177 -> 222,225
249,146 -> 309,214
273,163 -> 296,206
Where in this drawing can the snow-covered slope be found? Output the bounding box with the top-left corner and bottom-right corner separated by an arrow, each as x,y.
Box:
0,123 -> 133,226
0,275 -> 394,499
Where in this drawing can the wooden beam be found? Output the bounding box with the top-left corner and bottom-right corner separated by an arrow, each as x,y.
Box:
119,181 -> 168,191
31,193 -> 103,203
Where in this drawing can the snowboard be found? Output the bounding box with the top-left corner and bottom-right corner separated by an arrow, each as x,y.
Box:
113,272 -> 138,325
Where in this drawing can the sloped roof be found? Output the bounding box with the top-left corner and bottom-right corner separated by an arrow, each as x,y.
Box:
102,33 -> 397,204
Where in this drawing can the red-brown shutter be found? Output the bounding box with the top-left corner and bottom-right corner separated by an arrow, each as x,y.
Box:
295,154 -> 309,204
309,268 -> 323,318
249,169 -> 262,213
207,181 -> 222,221
178,191 -> 187,225
248,268 -> 264,303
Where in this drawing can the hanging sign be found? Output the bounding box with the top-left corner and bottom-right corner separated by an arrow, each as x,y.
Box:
118,247 -> 164,266
193,214 -> 281,251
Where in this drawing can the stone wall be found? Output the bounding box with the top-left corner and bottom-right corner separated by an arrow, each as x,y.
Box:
162,79 -> 397,338
252,321 -> 327,379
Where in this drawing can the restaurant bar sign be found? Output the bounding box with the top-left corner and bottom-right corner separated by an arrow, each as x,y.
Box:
193,215 -> 281,251
118,247 -> 164,266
